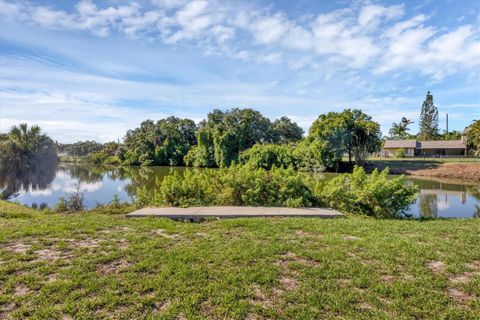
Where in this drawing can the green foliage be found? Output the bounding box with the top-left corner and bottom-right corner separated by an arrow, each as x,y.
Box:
54,197 -> 69,212
419,91 -> 439,140
123,117 -> 197,166
0,123 -> 57,163
94,194 -> 132,214
465,119 -> 480,156
185,109 -> 302,168
54,186 -> 85,212
271,116 -> 304,143
58,140 -> 103,157
395,149 -> 406,158
239,144 -> 298,170
308,109 -> 382,168
317,166 -> 417,218
148,165 -> 417,218
389,117 -> 413,139
154,166 -> 316,208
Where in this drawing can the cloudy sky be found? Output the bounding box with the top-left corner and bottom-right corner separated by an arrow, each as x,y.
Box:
0,0 -> 479,142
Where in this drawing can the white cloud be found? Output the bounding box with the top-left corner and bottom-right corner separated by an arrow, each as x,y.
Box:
0,0 -> 478,77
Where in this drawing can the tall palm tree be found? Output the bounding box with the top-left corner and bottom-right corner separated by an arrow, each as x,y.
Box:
389,117 -> 413,139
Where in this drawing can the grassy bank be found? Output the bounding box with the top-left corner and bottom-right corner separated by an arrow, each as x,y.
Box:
366,159 -> 480,182
0,201 -> 479,319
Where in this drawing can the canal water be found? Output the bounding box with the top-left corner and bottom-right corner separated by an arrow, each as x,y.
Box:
1,163 -> 479,218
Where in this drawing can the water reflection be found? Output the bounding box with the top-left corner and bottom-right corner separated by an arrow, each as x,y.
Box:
1,163 -> 479,218
0,157 -> 58,200
408,177 -> 479,218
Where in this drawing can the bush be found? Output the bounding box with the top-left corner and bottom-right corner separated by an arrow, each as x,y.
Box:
317,166 -> 417,218
155,166 -> 316,208
94,194 -> 133,214
239,144 -> 298,170
54,185 -> 85,212
147,165 -> 417,218
395,149 -> 406,158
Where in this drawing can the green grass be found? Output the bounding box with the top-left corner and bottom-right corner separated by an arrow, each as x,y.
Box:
0,201 -> 479,319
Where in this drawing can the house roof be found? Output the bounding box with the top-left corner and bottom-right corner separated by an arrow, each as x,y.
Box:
419,140 -> 466,149
383,139 -> 466,149
383,139 -> 418,148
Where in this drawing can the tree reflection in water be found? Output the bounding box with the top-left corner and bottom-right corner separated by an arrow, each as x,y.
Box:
418,192 -> 438,218
0,157 -> 58,200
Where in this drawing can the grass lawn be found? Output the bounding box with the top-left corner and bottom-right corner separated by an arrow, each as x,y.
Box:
1,201 -> 479,319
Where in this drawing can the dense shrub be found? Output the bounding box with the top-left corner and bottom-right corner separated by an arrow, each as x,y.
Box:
153,166 -> 316,208
395,149 -> 406,158
239,144 -> 298,170
317,166 -> 417,218
150,165 -> 417,218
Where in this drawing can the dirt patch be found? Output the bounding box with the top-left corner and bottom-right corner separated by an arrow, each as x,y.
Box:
276,251 -> 321,268
466,260 -> 480,270
343,235 -> 361,241
3,242 -> 32,254
153,300 -> 171,313
426,260 -> 445,273
154,229 -> 179,239
279,276 -> 299,291
447,288 -> 473,303
195,232 -> 207,237
408,163 -> 480,182
175,312 -> 187,320
34,248 -> 62,261
45,273 -> 58,283
74,239 -> 100,249
14,284 -> 30,296
97,259 -> 131,274
293,230 -> 321,238
251,285 -> 273,307
380,275 -> 396,282
0,302 -> 15,319
449,260 -> 480,284
245,314 -> 262,320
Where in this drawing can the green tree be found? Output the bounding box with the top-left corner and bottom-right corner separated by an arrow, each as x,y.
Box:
123,117 -> 196,166
389,117 -> 413,139
271,116 -> 304,144
465,119 -> 480,156
419,91 -> 439,140
185,108 -> 274,167
308,109 -> 382,168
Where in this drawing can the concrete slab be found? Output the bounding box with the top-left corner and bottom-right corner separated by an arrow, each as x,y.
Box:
126,206 -> 343,219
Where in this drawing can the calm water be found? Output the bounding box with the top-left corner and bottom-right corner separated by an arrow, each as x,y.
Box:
1,163 -> 479,218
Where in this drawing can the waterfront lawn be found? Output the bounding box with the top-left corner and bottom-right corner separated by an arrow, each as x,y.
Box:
0,202 -> 479,319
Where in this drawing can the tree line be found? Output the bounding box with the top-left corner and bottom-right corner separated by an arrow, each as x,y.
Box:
57,108 -> 382,171
388,91 -> 473,143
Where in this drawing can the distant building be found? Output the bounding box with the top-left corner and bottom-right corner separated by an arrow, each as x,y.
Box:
382,137 -> 467,157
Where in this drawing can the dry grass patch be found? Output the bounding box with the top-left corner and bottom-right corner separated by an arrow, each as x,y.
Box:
343,235 -> 361,241
97,259 -> 131,275
279,275 -> 299,291
276,251 -> 321,268
152,300 -> 172,313
251,285 -> 274,308
74,239 -> 100,249
447,288 -> 474,303
426,260 -> 445,273
14,283 -> 31,296
3,242 -> 32,254
154,229 -> 180,239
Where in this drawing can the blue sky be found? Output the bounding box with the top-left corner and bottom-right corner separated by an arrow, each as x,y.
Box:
0,0 -> 479,142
